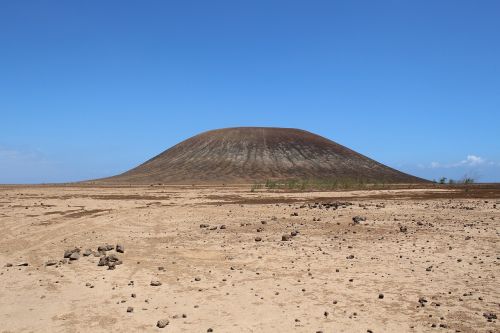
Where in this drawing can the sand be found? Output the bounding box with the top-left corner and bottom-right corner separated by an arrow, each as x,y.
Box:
0,185 -> 498,332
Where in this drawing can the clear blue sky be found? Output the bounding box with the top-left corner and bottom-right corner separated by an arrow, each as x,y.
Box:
1,1 -> 499,183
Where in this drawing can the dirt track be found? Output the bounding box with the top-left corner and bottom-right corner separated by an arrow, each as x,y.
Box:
0,185 -> 498,332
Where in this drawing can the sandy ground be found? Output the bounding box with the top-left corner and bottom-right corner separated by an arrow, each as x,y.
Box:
0,185 -> 498,333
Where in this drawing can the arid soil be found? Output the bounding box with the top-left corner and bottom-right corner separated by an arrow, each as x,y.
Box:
0,185 -> 498,332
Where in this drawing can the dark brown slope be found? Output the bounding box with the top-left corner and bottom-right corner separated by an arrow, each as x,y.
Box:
98,127 -> 427,184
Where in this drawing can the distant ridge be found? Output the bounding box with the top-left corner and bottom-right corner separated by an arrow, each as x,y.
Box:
96,127 -> 427,184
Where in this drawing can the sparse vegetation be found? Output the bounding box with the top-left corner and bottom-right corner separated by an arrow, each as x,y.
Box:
250,183 -> 263,192
437,175 -> 475,185
250,178 -> 391,192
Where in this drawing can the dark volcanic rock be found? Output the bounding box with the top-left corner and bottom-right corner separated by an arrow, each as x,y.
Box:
97,244 -> 114,252
97,127 -> 426,184
156,319 -> 169,328
64,248 -> 80,258
352,216 -> 366,224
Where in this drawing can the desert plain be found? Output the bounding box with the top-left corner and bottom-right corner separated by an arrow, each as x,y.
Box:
0,184 -> 498,332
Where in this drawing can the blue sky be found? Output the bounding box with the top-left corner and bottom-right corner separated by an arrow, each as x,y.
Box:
1,1 -> 499,183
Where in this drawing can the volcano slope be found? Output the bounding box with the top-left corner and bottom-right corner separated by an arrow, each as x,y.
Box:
99,127 -> 425,184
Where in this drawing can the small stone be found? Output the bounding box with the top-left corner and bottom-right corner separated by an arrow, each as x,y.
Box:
151,280 -> 162,286
378,293 -> 384,299
156,319 -> 169,328
352,216 -> 366,224
116,244 -> 124,253
64,248 -> 79,258
97,244 -> 114,252
483,312 -> 497,320
418,297 -> 428,306
127,306 -> 133,313
69,252 -> 80,260
98,256 -> 109,266
282,234 -> 291,241
45,260 -> 58,266
254,237 -> 262,242
107,254 -> 120,262
82,249 -> 92,256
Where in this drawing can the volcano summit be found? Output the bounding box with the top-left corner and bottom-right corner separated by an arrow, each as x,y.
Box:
100,127 -> 424,184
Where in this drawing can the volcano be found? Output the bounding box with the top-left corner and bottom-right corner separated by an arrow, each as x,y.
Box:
98,127 -> 425,184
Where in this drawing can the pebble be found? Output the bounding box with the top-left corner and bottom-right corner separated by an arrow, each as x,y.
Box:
116,244 -> 125,253
156,319 -> 169,328
352,216 -> 366,224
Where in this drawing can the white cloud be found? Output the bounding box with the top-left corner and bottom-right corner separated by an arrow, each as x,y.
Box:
425,155 -> 491,169
458,155 -> 484,167
429,161 -> 441,168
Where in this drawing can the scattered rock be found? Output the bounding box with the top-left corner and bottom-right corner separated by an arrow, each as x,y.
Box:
156,319 -> 169,328
418,297 -> 428,306
98,256 -> 109,266
352,216 -> 366,224
97,244 -> 114,252
282,234 -> 291,241
45,260 -> 58,266
64,248 -> 80,258
151,280 -> 162,286
483,312 -> 497,321
116,244 -> 124,253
